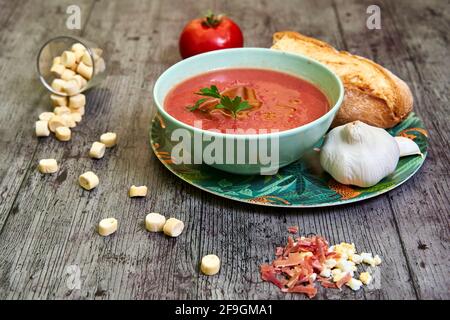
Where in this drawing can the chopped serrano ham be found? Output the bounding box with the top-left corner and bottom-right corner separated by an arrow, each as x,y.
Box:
273,253 -> 303,268
286,271 -> 301,288
260,264 -> 286,289
311,259 -> 324,272
287,226 -> 299,234
317,277 -> 338,289
260,228 -> 383,298
282,284 -> 318,298
282,236 -> 295,257
336,272 -> 352,289
315,236 -> 327,263
275,247 -> 284,256
326,251 -> 341,260
260,233 -> 330,298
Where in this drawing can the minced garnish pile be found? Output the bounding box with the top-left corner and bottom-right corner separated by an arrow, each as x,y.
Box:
260,227 -> 382,298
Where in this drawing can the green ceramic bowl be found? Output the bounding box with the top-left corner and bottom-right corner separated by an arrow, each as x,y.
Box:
153,48 -> 344,175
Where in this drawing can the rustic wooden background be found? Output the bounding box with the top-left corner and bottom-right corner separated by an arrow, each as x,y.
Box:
0,0 -> 448,300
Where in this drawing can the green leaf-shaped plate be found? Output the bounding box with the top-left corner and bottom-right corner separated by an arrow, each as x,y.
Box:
150,113 -> 428,207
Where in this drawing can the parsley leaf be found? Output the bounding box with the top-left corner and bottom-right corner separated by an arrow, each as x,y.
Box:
195,85 -> 222,99
188,98 -> 207,111
188,85 -> 253,118
217,96 -> 252,118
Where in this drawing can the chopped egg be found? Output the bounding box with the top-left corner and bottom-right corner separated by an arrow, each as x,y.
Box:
359,272 -> 372,285
349,253 -> 363,264
361,252 -> 375,267
331,268 -> 342,277
339,253 -> 349,261
373,255 -> 382,266
336,259 -> 355,273
334,242 -> 356,256
346,278 -> 363,291
325,258 -> 337,269
320,268 -> 331,278
332,271 -> 346,283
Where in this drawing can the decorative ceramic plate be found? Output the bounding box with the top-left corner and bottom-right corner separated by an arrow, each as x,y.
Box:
150,113 -> 428,207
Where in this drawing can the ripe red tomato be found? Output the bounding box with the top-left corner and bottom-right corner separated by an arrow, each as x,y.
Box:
179,13 -> 244,59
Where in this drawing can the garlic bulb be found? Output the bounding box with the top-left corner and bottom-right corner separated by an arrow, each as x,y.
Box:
394,136 -> 422,157
320,121 -> 400,187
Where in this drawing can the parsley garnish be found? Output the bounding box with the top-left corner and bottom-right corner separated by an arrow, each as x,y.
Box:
187,85 -> 252,118
196,85 -> 222,99
188,98 -> 208,111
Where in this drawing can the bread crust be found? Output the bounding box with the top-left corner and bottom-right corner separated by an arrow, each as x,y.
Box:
272,31 -> 413,128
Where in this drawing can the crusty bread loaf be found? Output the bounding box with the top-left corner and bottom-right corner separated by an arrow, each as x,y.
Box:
271,31 -> 413,128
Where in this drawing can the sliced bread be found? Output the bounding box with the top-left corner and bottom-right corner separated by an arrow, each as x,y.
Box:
271,31 -> 413,128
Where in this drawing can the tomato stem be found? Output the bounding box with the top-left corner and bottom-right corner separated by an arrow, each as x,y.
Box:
202,10 -> 222,28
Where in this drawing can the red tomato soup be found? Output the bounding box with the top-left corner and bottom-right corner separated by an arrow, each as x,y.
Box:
164,68 -> 330,133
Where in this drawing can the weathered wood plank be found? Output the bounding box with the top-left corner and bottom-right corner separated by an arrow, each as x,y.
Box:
380,0 -> 449,299
0,0 -> 94,230
0,0 -> 19,28
0,0 -> 98,298
334,0 -> 449,300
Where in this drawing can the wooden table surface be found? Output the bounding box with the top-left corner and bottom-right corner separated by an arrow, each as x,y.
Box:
0,0 -> 448,300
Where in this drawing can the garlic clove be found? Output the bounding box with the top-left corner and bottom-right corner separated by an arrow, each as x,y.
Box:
320,121 -> 400,188
394,136 -> 423,158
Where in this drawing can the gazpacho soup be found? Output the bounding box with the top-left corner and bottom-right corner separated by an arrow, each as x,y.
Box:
164,68 -> 330,133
